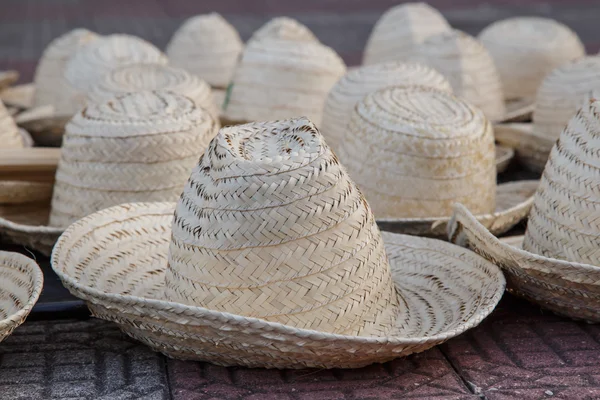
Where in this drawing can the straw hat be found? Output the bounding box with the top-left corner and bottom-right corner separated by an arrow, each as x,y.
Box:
479,17 -> 585,102
0,252 -> 43,342
450,97 -> 600,322
223,38 -> 346,126
0,70 -> 19,92
86,63 -> 219,121
249,17 -> 318,43
496,56 -> 600,172
166,13 -> 243,91
52,117 -> 505,369
0,100 -> 30,149
49,90 -> 217,228
321,61 -> 452,153
363,2 -> 451,65
338,86 -> 536,237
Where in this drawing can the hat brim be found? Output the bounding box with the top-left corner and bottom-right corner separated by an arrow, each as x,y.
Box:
495,97 -> 535,123
51,201 -> 505,369
0,251 -> 43,342
495,144 -> 514,173
14,105 -> 69,147
376,180 -> 537,238
494,122 -> 555,172
0,82 -> 34,109
449,203 -> 600,323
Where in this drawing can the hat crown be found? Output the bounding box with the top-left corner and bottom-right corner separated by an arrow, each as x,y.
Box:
250,17 -> 317,43
524,98 -> 600,264
480,17 -> 578,43
166,117 -> 400,336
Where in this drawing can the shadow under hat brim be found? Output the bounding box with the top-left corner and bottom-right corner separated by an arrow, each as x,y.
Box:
496,97 -> 535,123
449,203 -> 600,323
0,251 -> 44,342
51,201 -> 505,369
376,180 -> 538,238
494,122 -> 556,172
14,104 -> 70,147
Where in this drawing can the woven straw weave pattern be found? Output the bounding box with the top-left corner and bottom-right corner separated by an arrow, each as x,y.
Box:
49,91 -> 218,228
33,29 -> 99,115
340,86 -> 496,219
479,17 -> 585,101
411,30 -> 506,122
321,61 -> 452,153
0,100 -> 25,148
223,38 -> 346,126
249,17 -> 318,44
363,2 -> 450,65
52,202 -> 504,368
86,63 -> 219,120
166,13 -> 243,89
165,117 -> 400,336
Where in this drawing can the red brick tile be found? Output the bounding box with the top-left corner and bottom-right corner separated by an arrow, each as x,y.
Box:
233,368 -> 285,386
200,383 -> 251,398
547,335 -> 600,351
513,351 -> 565,369
296,391 -> 345,400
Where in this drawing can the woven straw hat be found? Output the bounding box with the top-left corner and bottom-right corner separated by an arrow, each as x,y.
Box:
0,252 -> 43,342
166,13 -> 243,91
496,56 -> 600,172
0,100 -> 29,149
479,17 -> 585,102
450,97 -> 600,322
51,117 -> 505,369
338,86 -> 536,237
321,61 -> 452,153
223,38 -> 346,126
86,63 -> 219,121
49,90 -> 217,228
249,17 -> 318,43
0,70 -> 18,92
363,2 -> 451,65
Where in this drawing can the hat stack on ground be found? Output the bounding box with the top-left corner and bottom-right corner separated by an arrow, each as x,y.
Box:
478,17 -> 585,102
363,2 -> 451,65
321,61 -> 452,154
450,96 -> 600,322
223,38 -> 346,125
86,63 -> 219,121
411,30 -> 506,122
249,17 -> 318,43
48,90 -> 217,228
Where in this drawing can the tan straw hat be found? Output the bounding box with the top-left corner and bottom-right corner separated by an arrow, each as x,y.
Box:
479,17 -> 585,102
0,251 -> 43,342
363,2 -> 451,65
166,13 -> 243,91
450,96 -> 600,322
495,56 -> 600,172
338,86 -> 536,237
51,117 -> 505,369
0,99 -> 30,149
86,63 -> 219,121
249,17 -> 318,43
321,61 -> 452,153
223,38 -> 346,126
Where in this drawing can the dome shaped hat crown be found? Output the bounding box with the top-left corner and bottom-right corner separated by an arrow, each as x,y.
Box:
524,97 -> 600,265
166,117 -> 400,336
478,17 -> 585,101
363,2 -> 451,65
249,17 -> 318,43
49,90 -> 218,228
87,63 -> 219,120
321,61 -> 452,153
340,85 -> 496,219
411,29 -> 506,122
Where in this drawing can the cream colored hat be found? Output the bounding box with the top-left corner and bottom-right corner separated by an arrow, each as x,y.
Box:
479,17 -> 585,102
451,97 -> 600,322
223,38 -> 346,126
363,2 -> 450,65
52,117 -> 504,369
249,17 -> 318,43
166,13 -> 243,91
0,252 -> 43,342
338,86 -> 535,237
321,61 -> 452,153
495,56 -> 600,172
86,63 -> 219,121
0,100 -> 29,149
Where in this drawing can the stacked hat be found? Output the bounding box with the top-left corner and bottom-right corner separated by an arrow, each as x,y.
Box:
411,30 -> 506,122
249,17 -> 318,43
49,91 -> 217,228
86,63 -> 219,120
451,97 -> 600,322
321,61 -> 452,153
52,117 -> 505,368
340,85 -> 496,219
223,38 -> 346,125
479,17 -> 585,102
166,13 -> 243,92
0,100 -> 28,148
64,34 -> 167,112
363,2 -> 450,65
